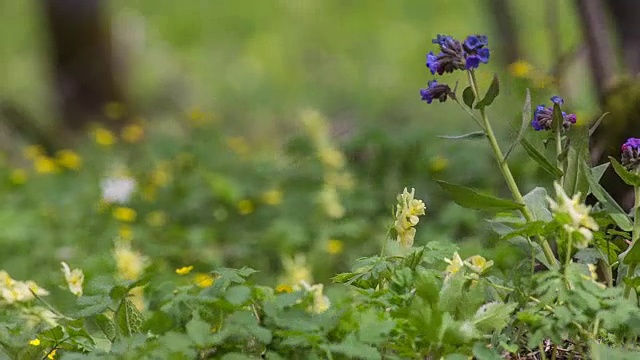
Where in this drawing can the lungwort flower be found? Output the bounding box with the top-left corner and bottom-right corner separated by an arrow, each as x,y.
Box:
61,262 -> 84,297
394,188 -> 426,247
420,80 -> 454,104
621,137 -> 640,170
531,96 -> 577,131
547,182 -> 598,247
426,34 -> 490,75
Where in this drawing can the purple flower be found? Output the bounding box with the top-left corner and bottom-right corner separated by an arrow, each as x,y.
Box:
463,35 -> 490,70
621,138 -> 640,170
531,96 -> 577,131
425,34 -> 491,74
420,80 -> 453,104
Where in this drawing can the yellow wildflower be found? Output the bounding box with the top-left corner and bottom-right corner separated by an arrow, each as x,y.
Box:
94,128 -> 116,146
261,189 -> 283,206
104,102 -> 126,120
29,339 -> 40,346
113,207 -> 137,222
464,255 -> 494,274
121,124 -> 144,143
146,211 -> 167,227
326,239 -> 344,255
318,147 -> 345,169
114,240 -> 148,281
508,60 -> 533,78
118,225 -> 133,240
429,155 -> 448,173
194,273 -> 214,288
226,136 -> 250,156
61,262 -> 84,297
9,169 -> 27,185
176,266 -> 194,275
318,186 -> 345,219
23,145 -> 44,160
34,156 -> 59,174
275,284 -> 293,293
444,252 -> 464,278
237,200 -> 254,215
301,281 -> 330,314
47,349 -> 57,360
56,149 -> 82,170
547,182 -> 598,247
280,255 -> 312,287
394,187 -> 426,248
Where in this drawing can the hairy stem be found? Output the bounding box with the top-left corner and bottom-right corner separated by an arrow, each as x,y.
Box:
623,185 -> 640,298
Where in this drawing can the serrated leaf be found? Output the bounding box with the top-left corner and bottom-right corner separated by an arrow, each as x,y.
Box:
472,302 -> 517,332
504,89 -> 531,160
609,156 -> 640,187
94,314 -> 117,340
521,138 -> 563,178
186,314 -> 211,347
437,131 -> 485,141
436,180 -> 523,211
224,285 -> 251,306
581,161 -> 633,231
462,86 -> 475,108
115,299 -> 144,336
475,74 -> 500,109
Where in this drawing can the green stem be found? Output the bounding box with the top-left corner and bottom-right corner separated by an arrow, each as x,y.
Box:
623,185 -> 640,298
467,71 -> 557,268
565,232 -> 573,267
555,129 -> 563,176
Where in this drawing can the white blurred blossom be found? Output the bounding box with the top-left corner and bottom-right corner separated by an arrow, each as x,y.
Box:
101,176 -> 136,204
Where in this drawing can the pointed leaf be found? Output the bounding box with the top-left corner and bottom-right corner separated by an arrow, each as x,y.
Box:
521,138 -> 563,178
475,74 -> 500,109
552,103 -> 563,133
504,89 -> 531,160
437,131 -> 486,141
436,180 -> 523,210
591,163 -> 610,184
609,156 -> 640,187
589,112 -> 610,136
523,187 -> 552,221
462,86 -> 475,108
563,124 -> 590,199
581,161 -> 633,231
472,302 -> 517,332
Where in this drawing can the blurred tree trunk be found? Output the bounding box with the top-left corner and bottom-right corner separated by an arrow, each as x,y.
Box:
486,0 -> 521,65
42,0 -> 127,134
606,0 -> 640,74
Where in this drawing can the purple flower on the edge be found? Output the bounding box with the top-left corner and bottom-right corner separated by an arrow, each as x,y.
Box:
463,35 -> 490,70
531,96 -> 577,131
420,80 -> 453,104
621,138 -> 640,170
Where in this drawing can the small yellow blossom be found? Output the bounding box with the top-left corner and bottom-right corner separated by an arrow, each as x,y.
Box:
429,155 -> 448,173
194,273 -> 214,288
508,60 -> 533,78
318,186 -> 345,219
114,240 -> 148,281
9,169 -> 27,185
23,145 -> 44,160
104,102 -> 126,120
444,252 -> 464,277
464,255 -> 494,274
94,128 -> 116,146
145,211 -> 167,227
237,200 -> 254,215
394,188 -> 426,247
275,284 -> 293,293
0,271 -> 49,304
300,281 -> 330,314
261,189 -> 283,206
318,148 -> 345,169
547,182 -> 598,247
29,339 -> 40,346
121,124 -> 144,143
326,239 -> 344,255
61,262 -> 84,297
281,255 -> 312,287
34,156 -> 59,174
226,136 -> 250,156
176,266 -> 194,275
118,225 -> 133,240
113,207 -> 137,222
56,149 -> 82,170
47,349 -> 57,360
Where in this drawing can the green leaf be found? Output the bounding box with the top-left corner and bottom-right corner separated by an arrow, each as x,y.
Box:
143,311 -> 174,335
472,302 -> 517,332
186,314 -> 211,347
564,123 -> 590,199
436,180 -> 524,211
109,285 -> 129,301
552,103 -> 563,132
523,187 -> 552,221
357,309 -> 395,346
504,88 -> 531,161
473,343 -> 503,360
475,74 -> 500,109
609,156 -> 640,187
224,285 -> 251,306
221,354 -> 254,360
521,138 -> 563,178
115,299 -> 144,336
462,86 -> 475,108
581,161 -> 633,231
622,242 -> 640,266
325,334 -> 381,360
589,112 -> 610,136
591,163 -> 610,184
437,131 -> 485,141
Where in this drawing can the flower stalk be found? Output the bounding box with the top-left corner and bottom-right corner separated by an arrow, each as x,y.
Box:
623,183 -> 640,298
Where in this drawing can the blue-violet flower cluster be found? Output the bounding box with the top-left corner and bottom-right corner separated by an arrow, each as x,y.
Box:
621,138 -> 640,170
420,34 -> 489,105
531,96 -> 577,131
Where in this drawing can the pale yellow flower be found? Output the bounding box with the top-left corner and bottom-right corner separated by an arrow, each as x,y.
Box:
0,271 -> 48,304
281,255 -> 312,288
94,128 -> 116,146
33,156 -> 59,174
61,262 -> 84,297
121,124 -> 145,143
318,186 -> 345,219
444,252 -> 464,277
176,266 -> 193,275
56,149 -> 82,170
464,255 -> 494,274
194,273 -> 214,288
547,182 -> 598,247
318,147 -> 345,169
300,281 -> 330,314
261,189 -> 283,206
114,240 -> 148,281
326,239 -> 344,255
29,339 -> 40,346
113,207 -> 137,222
394,187 -> 426,247
9,169 -> 27,185
237,200 -> 255,215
